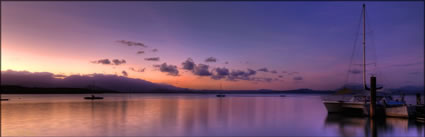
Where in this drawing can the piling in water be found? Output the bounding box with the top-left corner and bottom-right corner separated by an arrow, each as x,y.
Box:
370,76 -> 376,118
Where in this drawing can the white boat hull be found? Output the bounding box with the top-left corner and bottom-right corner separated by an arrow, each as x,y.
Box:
385,105 -> 415,118
323,101 -> 368,115
342,102 -> 369,116
323,101 -> 344,113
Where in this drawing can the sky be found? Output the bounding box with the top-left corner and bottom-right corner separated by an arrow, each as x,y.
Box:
1,2 -> 424,90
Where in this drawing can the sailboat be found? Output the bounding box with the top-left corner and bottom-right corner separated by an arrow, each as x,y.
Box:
84,81 -> 104,100
216,82 -> 226,97
322,4 -> 393,116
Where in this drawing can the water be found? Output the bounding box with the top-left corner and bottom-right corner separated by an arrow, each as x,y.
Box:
1,94 -> 424,136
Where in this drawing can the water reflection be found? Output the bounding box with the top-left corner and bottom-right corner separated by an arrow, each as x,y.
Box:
1,94 -> 423,136
324,113 -> 424,137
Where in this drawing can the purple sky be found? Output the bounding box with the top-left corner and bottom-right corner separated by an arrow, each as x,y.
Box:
1,2 -> 423,90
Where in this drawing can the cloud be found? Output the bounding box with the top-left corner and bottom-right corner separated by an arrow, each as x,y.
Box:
92,59 -> 126,65
248,77 -> 278,83
293,76 -> 303,81
211,67 -> 230,80
270,70 -> 277,74
224,61 -> 229,64
91,59 -> 111,65
112,59 -> 126,65
122,71 -> 128,77
178,58 -> 268,82
288,72 -> 299,75
154,63 -> 179,76
144,57 -> 160,61
181,58 -> 220,77
228,69 -> 257,81
129,67 -> 145,73
263,78 -> 273,82
349,69 -> 361,74
117,40 -> 147,47
193,64 -> 212,76
278,75 -> 284,78
1,70 -> 182,92
257,68 -> 269,72
281,71 -> 287,74
205,57 -> 217,63
182,58 -> 195,70
137,51 -> 145,54
152,49 -> 158,52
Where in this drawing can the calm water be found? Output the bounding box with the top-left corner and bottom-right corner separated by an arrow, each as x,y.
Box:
1,94 -> 424,136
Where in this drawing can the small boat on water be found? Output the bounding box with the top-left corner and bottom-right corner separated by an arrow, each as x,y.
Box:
216,83 -> 226,97
84,82 -> 104,100
216,94 -> 226,97
0,98 -> 9,101
84,95 -> 103,100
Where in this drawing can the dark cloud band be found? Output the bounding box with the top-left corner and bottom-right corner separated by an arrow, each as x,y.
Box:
92,59 -> 126,66
145,57 -> 160,61
117,40 -> 147,47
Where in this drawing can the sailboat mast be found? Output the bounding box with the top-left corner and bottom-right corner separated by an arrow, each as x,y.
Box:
362,4 -> 367,90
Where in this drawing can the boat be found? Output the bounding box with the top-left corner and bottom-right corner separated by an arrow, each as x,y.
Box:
323,4 -> 393,116
0,98 -> 9,101
216,83 -> 226,97
84,95 -> 104,100
216,94 -> 226,97
415,104 -> 424,123
383,94 -> 417,118
385,104 -> 415,118
84,81 -> 104,100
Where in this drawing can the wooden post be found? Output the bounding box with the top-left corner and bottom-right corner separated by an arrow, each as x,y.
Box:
370,76 -> 376,118
417,93 -> 422,105
370,76 -> 377,137
370,118 -> 377,137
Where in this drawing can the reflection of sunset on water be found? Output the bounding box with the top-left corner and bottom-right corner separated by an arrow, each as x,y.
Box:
2,95 -> 423,136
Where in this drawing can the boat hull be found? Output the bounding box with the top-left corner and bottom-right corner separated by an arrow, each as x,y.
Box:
324,101 -> 386,116
341,102 -> 369,116
323,101 -> 344,113
216,95 -> 225,97
385,105 -> 415,118
84,97 -> 103,100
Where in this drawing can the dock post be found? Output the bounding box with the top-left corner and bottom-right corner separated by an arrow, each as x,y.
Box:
369,76 -> 377,137
370,76 -> 376,118
417,93 -> 422,105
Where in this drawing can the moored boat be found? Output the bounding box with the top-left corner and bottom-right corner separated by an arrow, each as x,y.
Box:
323,100 -> 344,113
84,95 -> 103,100
385,104 -> 415,118
322,4 -> 394,117
216,94 -> 226,97
415,104 -> 424,123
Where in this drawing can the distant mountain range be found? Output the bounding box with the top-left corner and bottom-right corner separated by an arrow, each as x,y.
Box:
387,85 -> 425,95
1,70 -> 423,94
1,85 -> 336,94
1,70 -> 186,93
